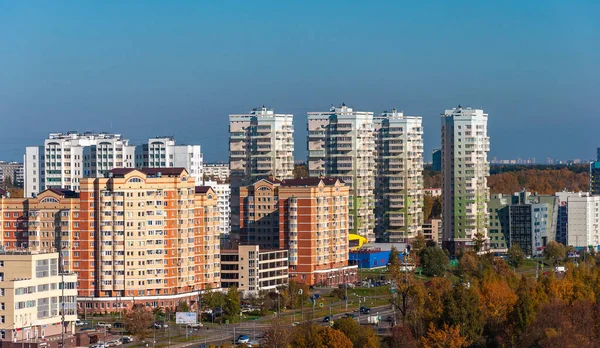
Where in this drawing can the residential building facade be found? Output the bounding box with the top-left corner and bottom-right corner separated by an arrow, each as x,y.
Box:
134,137 -> 204,183
373,109 -> 424,242
422,219 -> 442,247
509,203 -> 550,256
220,245 -> 288,296
24,132 -> 136,197
203,163 -> 229,183
229,107 -> 294,238
441,106 -> 490,252
307,104 -> 375,240
590,148 -> 600,195
239,177 -> 357,286
566,193 -> 600,248
76,168 -> 220,312
203,180 -> 231,236
0,162 -> 24,188
0,251 -> 78,346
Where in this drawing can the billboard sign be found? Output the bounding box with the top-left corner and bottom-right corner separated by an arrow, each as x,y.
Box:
176,312 -> 197,325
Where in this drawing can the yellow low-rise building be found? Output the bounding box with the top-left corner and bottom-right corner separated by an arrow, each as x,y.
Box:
0,251 -> 77,346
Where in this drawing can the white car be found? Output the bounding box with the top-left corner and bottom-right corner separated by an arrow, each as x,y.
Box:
187,323 -> 203,329
97,322 -> 112,329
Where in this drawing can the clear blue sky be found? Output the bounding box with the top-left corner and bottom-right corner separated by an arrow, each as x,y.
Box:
1,1 -> 598,163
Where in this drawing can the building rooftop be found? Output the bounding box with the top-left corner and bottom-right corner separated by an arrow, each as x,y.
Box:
195,186 -> 213,194
280,177 -> 343,186
108,167 -> 188,178
46,188 -> 79,198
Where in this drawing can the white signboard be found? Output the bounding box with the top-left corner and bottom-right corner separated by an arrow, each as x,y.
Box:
176,312 -> 197,325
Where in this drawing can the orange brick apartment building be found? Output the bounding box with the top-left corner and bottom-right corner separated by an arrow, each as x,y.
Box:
0,168 -> 221,314
240,177 -> 357,286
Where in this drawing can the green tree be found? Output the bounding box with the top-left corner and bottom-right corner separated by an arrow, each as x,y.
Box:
412,233 -> 427,258
176,300 -> 190,313
202,286 -> 225,310
223,286 -> 241,322
389,246 -> 401,273
543,241 -> 567,265
420,246 -> 449,277
441,284 -> 485,343
507,244 -> 526,268
423,194 -> 434,222
331,288 -> 346,301
332,317 -> 380,348
124,305 -> 154,339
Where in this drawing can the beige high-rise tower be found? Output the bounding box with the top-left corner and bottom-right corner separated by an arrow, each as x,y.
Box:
229,106 -> 294,237
374,109 -> 424,242
307,104 -> 376,240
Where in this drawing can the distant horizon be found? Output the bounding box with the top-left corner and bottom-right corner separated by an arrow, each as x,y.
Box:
1,1 -> 598,163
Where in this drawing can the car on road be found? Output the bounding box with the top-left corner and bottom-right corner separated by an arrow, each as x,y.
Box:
89,344 -> 106,348
75,319 -> 85,326
343,313 -> 356,319
292,322 -> 300,327
385,315 -> 394,322
187,323 -> 204,329
112,322 -> 125,328
120,337 -> 133,344
106,340 -> 121,347
323,316 -> 331,322
360,307 -> 371,314
237,335 -> 250,344
153,321 -> 168,329
97,322 -> 112,329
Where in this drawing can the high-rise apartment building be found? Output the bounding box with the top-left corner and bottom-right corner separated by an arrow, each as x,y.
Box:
441,106 -> 490,252
204,180 -> 231,236
373,109 -> 424,242
307,104 -> 375,240
0,251 -> 78,345
135,137 -> 204,184
590,147 -> 600,195
0,188 -> 80,273
239,177 -> 357,286
229,107 -> 294,238
203,163 -> 230,183
24,132 -> 136,197
2,168 -> 222,313
0,162 -> 24,187
432,149 -> 442,172
75,168 -> 220,310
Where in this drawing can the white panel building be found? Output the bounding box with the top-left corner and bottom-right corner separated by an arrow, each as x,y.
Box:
24,132 -> 135,197
135,137 -> 204,184
566,193 -> 600,248
307,104 -> 376,240
373,109 -> 424,242
441,106 -> 490,252
204,180 -> 231,235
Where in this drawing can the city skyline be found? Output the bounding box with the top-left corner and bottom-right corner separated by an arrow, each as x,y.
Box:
1,1 -> 599,163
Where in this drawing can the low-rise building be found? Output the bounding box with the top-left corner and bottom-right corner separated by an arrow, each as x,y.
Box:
221,245 -> 288,296
0,251 -> 77,347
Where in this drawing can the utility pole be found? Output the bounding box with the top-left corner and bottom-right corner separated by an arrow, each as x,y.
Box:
344,272 -> 348,311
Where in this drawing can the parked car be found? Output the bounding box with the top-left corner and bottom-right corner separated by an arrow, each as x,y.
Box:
187,323 -> 203,329
112,322 -> 125,328
322,316 -> 331,322
237,335 -> 250,344
75,319 -> 84,327
153,321 -> 168,329
97,322 -> 112,329
106,340 -> 121,347
345,283 -> 355,289
120,337 -> 133,344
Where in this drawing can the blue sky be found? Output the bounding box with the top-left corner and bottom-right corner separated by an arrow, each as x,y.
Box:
1,1 -> 598,163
